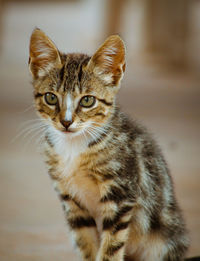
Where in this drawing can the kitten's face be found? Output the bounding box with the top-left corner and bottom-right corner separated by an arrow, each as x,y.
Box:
29,29 -> 125,140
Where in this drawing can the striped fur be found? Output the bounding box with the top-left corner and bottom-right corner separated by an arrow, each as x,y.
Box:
29,29 -> 189,261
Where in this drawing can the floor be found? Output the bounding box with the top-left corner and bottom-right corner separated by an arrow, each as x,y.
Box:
0,2 -> 199,260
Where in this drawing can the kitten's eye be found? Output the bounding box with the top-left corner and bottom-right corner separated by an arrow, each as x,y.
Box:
44,92 -> 58,105
80,96 -> 96,108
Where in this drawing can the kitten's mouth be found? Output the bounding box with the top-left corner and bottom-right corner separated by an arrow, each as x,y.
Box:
62,129 -> 74,133
61,128 -> 85,137
61,128 -> 79,134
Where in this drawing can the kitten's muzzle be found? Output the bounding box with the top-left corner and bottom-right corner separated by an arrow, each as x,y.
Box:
60,120 -> 73,131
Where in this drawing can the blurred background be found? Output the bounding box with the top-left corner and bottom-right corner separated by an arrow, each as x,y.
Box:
0,0 -> 199,260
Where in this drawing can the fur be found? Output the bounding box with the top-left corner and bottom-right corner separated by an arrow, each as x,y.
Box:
29,28 -> 189,261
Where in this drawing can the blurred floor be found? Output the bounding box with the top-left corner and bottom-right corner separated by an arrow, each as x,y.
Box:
0,2 -> 200,260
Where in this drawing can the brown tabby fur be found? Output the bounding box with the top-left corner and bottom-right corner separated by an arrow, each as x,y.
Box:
29,28 -> 189,261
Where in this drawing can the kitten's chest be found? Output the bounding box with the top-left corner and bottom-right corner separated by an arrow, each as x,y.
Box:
54,148 -> 101,219
48,135 -> 102,227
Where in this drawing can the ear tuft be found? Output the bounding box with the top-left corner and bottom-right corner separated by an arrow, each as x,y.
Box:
89,35 -> 126,86
29,28 -> 62,78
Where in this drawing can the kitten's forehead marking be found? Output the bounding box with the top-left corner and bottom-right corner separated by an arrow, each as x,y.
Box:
65,94 -> 73,121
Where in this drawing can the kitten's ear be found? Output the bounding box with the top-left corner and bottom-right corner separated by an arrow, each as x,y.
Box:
29,28 -> 62,78
88,35 -> 126,86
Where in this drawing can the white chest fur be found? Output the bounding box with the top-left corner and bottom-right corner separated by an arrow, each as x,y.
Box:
48,127 -> 101,221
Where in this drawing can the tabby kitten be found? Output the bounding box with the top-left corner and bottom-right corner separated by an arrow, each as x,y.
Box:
29,28 -> 189,261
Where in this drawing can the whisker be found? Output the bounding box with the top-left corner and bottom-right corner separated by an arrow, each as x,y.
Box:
22,126 -> 47,151
85,128 -> 107,150
22,124 -> 47,140
12,121 -> 48,144
86,129 -> 99,141
87,128 -> 100,138
15,119 -> 47,137
82,129 -> 89,146
17,104 -> 35,114
34,129 -> 47,149
36,132 -> 46,148
89,120 -> 115,131
89,125 -> 108,135
20,118 -> 47,128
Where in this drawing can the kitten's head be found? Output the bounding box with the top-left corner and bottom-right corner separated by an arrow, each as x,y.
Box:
29,28 -> 125,141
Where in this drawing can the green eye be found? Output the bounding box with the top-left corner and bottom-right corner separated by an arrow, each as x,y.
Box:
80,96 -> 96,108
44,92 -> 58,105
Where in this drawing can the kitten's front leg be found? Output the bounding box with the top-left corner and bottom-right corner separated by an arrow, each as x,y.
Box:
60,193 -> 99,261
96,200 -> 133,261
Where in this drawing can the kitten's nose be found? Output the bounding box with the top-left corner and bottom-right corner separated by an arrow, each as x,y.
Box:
61,120 -> 73,130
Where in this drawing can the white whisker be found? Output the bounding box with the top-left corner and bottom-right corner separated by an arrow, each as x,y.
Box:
86,128 -> 99,141
89,125 -> 107,135
22,126 -> 47,150
21,125 -> 47,143
19,118 -> 47,128
12,119 -> 48,146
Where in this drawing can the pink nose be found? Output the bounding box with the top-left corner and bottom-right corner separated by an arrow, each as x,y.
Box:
60,120 -> 72,130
